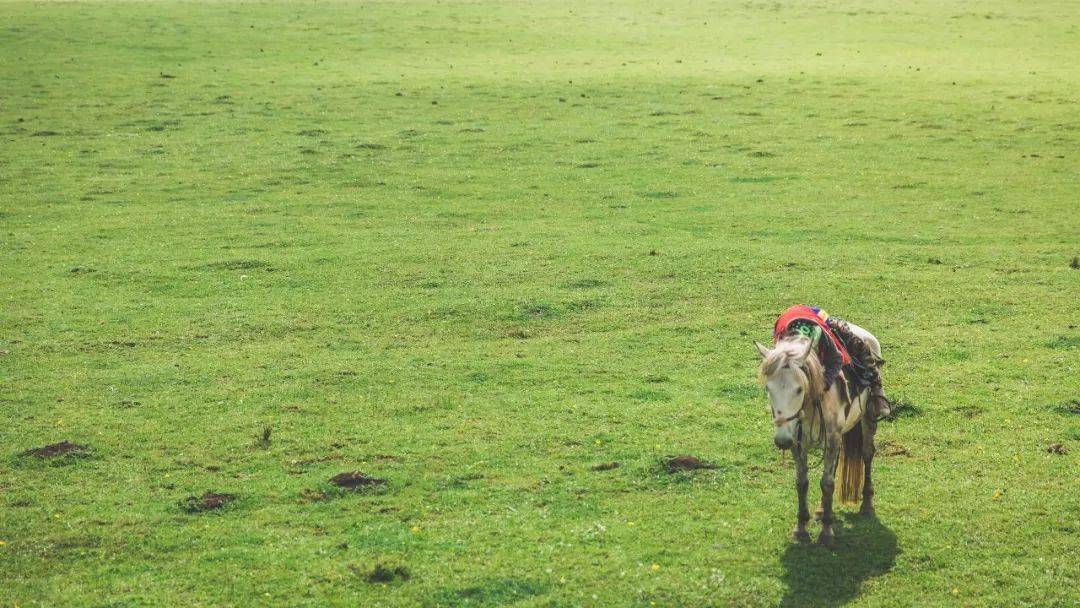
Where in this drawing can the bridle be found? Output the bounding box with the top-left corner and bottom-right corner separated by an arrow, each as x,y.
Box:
774,368 -> 827,457
761,338 -> 831,461
781,400 -> 807,425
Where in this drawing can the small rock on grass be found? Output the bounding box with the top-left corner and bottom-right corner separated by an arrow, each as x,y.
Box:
1046,443 -> 1068,455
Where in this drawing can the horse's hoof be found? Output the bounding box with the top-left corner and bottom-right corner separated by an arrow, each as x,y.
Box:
792,530 -> 811,543
859,505 -> 876,517
816,533 -> 834,548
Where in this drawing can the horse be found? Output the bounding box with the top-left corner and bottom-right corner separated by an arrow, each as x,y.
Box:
754,325 -> 881,546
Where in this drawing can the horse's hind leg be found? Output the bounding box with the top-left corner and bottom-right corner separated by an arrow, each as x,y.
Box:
792,444 -> 811,542
817,430 -> 842,547
860,413 -> 878,516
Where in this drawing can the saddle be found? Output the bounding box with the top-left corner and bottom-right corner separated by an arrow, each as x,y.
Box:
774,305 -> 882,405
772,305 -> 852,365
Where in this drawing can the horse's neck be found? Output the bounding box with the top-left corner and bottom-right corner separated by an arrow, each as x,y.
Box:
822,377 -> 871,434
803,356 -> 870,434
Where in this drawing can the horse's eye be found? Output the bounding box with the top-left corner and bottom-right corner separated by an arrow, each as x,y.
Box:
796,387 -> 803,394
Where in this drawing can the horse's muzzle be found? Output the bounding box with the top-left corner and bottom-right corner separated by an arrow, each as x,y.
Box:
774,424 -> 795,450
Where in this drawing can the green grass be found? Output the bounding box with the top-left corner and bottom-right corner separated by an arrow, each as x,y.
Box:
1,0 -> 1078,605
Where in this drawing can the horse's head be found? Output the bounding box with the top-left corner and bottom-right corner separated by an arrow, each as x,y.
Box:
755,337 -> 821,449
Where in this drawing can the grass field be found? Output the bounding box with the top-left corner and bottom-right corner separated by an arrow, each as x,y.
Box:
1,0 -> 1078,605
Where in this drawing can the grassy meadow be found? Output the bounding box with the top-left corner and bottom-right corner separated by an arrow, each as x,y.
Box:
1,0 -> 1078,605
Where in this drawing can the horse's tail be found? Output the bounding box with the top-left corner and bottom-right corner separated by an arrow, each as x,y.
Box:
838,426 -> 864,504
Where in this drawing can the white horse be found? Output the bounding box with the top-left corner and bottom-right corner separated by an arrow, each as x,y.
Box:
755,324 -> 882,546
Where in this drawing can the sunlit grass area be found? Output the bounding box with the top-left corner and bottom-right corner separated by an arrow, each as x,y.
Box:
1,1 -> 1077,605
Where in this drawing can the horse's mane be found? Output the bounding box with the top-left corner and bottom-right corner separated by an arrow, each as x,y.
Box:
758,337 -> 826,409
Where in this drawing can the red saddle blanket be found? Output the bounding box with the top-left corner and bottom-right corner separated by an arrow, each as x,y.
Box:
772,305 -> 852,366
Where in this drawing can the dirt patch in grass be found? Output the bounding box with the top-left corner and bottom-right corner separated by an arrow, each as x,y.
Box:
517,301 -> 558,320
666,455 -> 717,472
199,259 -> 272,271
1053,399 -> 1079,415
729,175 -> 782,184
591,461 -> 621,472
180,492 -> 236,513
431,578 -> 547,604
879,441 -> 912,457
330,471 -> 386,489
351,562 -> 411,584
564,278 -> 606,289
632,388 -> 671,402
1046,443 -> 1068,455
950,405 -> 983,418
1046,335 -> 1079,350
22,441 -> 91,459
257,426 -> 272,448
642,191 -> 679,199
299,488 -> 329,502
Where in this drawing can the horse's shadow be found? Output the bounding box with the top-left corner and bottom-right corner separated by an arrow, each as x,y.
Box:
778,513 -> 898,608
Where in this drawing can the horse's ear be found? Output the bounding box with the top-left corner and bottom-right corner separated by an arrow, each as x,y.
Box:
754,341 -> 770,359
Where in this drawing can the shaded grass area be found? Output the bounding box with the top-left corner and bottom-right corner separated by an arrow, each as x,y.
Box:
1,0 -> 1078,606
780,515 -> 899,608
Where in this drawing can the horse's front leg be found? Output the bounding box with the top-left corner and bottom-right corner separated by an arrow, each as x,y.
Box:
860,413 -> 878,516
792,443 -> 811,543
818,429 -> 842,547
